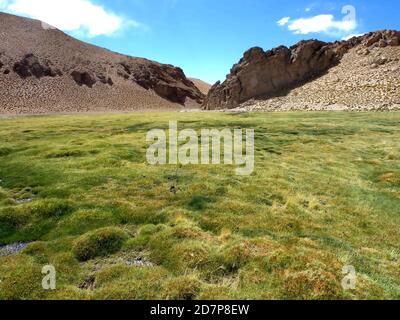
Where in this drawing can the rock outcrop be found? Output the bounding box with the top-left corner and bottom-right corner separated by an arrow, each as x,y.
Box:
70,70 -> 98,88
119,62 -> 203,104
204,30 -> 400,110
13,54 -> 62,79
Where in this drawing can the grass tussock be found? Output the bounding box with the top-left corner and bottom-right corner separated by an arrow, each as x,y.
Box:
73,227 -> 129,261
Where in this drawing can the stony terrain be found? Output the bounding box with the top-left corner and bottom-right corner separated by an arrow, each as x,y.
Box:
0,242 -> 28,257
204,30 -> 400,111
0,13 -> 204,114
239,46 -> 400,112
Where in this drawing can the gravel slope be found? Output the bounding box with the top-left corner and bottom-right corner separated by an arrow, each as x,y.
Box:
0,13 -> 204,114
239,46 -> 400,112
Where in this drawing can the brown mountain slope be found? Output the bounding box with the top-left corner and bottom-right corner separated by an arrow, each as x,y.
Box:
204,30 -> 400,111
0,12 -> 204,114
189,78 -> 212,95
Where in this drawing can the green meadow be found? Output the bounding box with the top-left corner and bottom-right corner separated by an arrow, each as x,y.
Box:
0,111 -> 399,300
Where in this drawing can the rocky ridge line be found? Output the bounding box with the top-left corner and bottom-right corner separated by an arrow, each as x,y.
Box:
203,30 -> 400,110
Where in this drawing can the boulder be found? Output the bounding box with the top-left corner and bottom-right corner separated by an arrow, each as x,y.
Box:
71,71 -> 97,88
97,74 -> 114,86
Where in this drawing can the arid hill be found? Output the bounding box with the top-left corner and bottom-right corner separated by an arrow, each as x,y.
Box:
203,30 -> 400,111
0,12 -> 204,114
189,78 -> 212,95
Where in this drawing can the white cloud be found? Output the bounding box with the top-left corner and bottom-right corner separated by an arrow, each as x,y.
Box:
279,14 -> 357,37
342,33 -> 365,41
1,0 -> 141,37
304,2 -> 317,12
277,17 -> 291,26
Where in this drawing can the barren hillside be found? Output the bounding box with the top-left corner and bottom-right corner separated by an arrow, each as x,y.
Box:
0,12 -> 204,114
189,78 -> 212,95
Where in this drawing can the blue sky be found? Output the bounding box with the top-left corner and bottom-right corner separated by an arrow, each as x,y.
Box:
1,0 -> 399,83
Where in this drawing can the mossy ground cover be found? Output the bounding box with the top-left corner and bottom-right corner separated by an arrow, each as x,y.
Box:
0,111 -> 399,300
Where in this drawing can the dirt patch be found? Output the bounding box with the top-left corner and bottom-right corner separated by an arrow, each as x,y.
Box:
78,275 -> 96,290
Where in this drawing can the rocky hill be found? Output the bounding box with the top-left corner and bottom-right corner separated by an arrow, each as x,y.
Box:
0,12 -> 204,114
203,30 -> 400,111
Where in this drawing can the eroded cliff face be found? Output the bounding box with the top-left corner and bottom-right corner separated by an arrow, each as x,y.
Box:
203,30 -> 400,110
